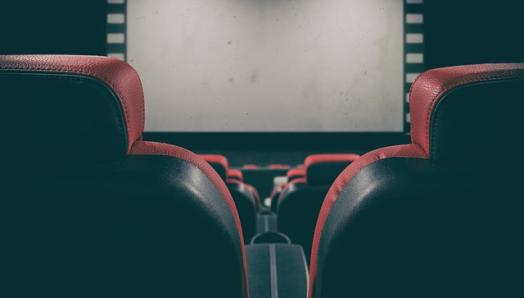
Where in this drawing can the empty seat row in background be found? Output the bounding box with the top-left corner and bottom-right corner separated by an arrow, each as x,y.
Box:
1,55 -> 523,298
201,154 -> 260,241
201,153 -> 359,249
275,154 -> 360,260
270,166 -> 305,207
202,154 -> 260,205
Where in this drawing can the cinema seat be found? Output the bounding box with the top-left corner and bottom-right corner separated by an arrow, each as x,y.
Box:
277,154 -> 359,260
243,184 -> 261,209
309,64 -> 524,298
228,168 -> 261,207
269,185 -> 285,211
201,154 -> 230,179
0,55 -> 247,298
228,168 -> 244,182
287,165 -> 306,181
228,167 -> 261,206
269,166 -> 306,211
202,154 -> 259,240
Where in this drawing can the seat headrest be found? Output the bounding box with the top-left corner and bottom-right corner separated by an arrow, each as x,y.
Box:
0,55 -> 144,166
228,169 -> 244,182
287,167 -> 305,181
305,154 -> 360,186
409,63 -> 524,166
201,154 -> 229,180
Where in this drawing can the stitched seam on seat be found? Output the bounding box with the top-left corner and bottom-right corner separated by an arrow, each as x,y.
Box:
423,73 -> 524,153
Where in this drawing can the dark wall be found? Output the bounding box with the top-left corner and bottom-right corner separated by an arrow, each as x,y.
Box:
425,0 -> 524,68
3,1 -> 523,64
0,0 -> 106,55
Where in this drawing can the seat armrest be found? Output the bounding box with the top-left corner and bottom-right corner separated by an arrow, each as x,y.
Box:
256,209 -> 278,234
246,244 -> 308,298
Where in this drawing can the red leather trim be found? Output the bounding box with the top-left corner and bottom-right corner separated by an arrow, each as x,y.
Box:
304,154 -> 360,183
201,154 -> 229,169
245,184 -> 261,207
130,141 -> 248,296
304,154 -> 360,168
228,169 -> 244,182
270,186 -> 283,198
227,178 -> 243,184
226,179 -> 242,185
227,179 -> 260,208
287,167 -> 306,180
288,177 -> 307,185
0,55 -> 145,152
242,164 -> 258,169
278,177 -> 307,202
308,144 -> 427,297
410,63 -> 524,155
268,164 -> 290,169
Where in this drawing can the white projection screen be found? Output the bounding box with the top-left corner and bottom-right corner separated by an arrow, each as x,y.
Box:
126,0 -> 405,132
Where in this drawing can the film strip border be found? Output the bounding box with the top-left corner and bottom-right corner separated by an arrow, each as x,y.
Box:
106,0 -> 127,61
105,0 -> 425,134
404,0 -> 425,133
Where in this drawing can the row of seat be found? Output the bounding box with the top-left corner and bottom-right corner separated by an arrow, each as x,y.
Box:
1,55 -> 523,297
196,154 -> 359,256
201,154 -> 260,240
198,153 -> 359,251
275,154 -> 360,259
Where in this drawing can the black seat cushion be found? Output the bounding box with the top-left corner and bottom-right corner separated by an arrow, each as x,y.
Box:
2,155 -> 246,297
